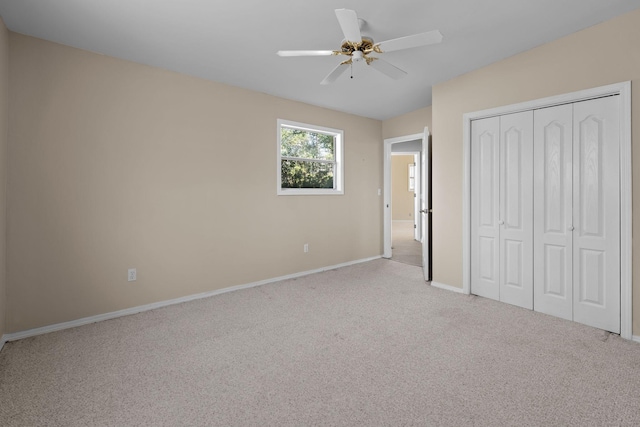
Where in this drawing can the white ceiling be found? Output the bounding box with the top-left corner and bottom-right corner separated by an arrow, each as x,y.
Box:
0,0 -> 638,120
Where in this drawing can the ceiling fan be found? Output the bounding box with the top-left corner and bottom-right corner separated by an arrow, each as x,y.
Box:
277,9 -> 443,85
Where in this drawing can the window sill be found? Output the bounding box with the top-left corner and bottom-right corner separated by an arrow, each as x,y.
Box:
277,188 -> 344,196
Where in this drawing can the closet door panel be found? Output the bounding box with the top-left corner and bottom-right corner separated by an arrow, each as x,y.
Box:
534,104 -> 573,320
499,111 -> 533,309
572,96 -> 620,333
471,117 -> 500,301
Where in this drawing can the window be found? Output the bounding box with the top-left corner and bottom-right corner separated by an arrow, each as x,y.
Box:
277,119 -> 344,195
408,164 -> 416,191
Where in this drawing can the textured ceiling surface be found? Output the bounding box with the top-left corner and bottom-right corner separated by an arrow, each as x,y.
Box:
0,0 -> 638,120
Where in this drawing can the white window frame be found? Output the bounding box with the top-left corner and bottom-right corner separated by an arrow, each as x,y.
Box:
277,119 -> 344,196
408,164 -> 416,191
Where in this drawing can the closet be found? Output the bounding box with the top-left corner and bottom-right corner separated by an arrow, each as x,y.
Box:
471,110 -> 533,310
470,95 -> 621,333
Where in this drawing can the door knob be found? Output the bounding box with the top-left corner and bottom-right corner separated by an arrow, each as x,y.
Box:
498,220 -> 505,225
568,226 -> 575,231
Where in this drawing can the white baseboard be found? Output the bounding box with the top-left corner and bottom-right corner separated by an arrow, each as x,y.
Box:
0,334 -> 6,353
3,255 -> 382,343
430,281 -> 464,294
633,336 -> 640,344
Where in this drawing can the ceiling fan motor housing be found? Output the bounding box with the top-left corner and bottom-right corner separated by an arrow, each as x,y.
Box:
341,36 -> 375,56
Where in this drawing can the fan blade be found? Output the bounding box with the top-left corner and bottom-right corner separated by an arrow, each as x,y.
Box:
321,62 -> 350,85
375,30 -> 443,53
369,58 -> 407,80
277,50 -> 335,57
335,9 -> 362,43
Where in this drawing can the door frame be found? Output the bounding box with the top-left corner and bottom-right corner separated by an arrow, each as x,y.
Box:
383,132 -> 424,259
462,81 -> 632,340
412,152 -> 421,241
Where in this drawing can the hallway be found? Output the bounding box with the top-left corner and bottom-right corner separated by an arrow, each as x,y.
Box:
390,221 -> 421,267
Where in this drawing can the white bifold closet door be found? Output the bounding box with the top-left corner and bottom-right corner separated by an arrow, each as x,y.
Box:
533,104 -> 574,320
534,96 -> 620,333
471,111 -> 533,309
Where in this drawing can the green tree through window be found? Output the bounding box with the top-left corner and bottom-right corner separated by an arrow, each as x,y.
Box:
280,127 -> 335,189
277,119 -> 344,195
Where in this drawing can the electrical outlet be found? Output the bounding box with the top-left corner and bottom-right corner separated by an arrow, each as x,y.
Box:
304,243 -> 309,253
128,268 -> 137,282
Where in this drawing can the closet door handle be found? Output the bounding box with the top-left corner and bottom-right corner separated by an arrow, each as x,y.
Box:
568,226 -> 575,231
498,220 -> 505,225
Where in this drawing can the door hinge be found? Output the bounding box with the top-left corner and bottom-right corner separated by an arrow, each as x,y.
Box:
414,224 -> 417,229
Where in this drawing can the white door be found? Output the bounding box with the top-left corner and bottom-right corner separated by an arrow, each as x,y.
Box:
533,104 -> 574,321
572,96 -> 620,333
470,117 -> 500,300
534,97 -> 620,333
499,111 -> 534,309
421,127 -> 430,281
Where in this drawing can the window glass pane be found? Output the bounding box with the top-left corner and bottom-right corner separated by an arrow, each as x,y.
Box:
281,159 -> 334,189
281,127 -> 334,161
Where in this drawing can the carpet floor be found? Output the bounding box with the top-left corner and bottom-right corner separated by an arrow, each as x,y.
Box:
1,259 -> 640,426
391,220 -> 422,267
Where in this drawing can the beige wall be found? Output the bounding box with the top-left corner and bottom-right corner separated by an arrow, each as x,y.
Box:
432,9 -> 640,333
0,18 -> 7,340
391,155 -> 414,221
7,33 -> 383,332
382,106 -> 431,140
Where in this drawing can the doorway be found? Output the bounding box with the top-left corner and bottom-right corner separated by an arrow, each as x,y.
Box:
383,129 -> 432,281
391,152 -> 421,266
